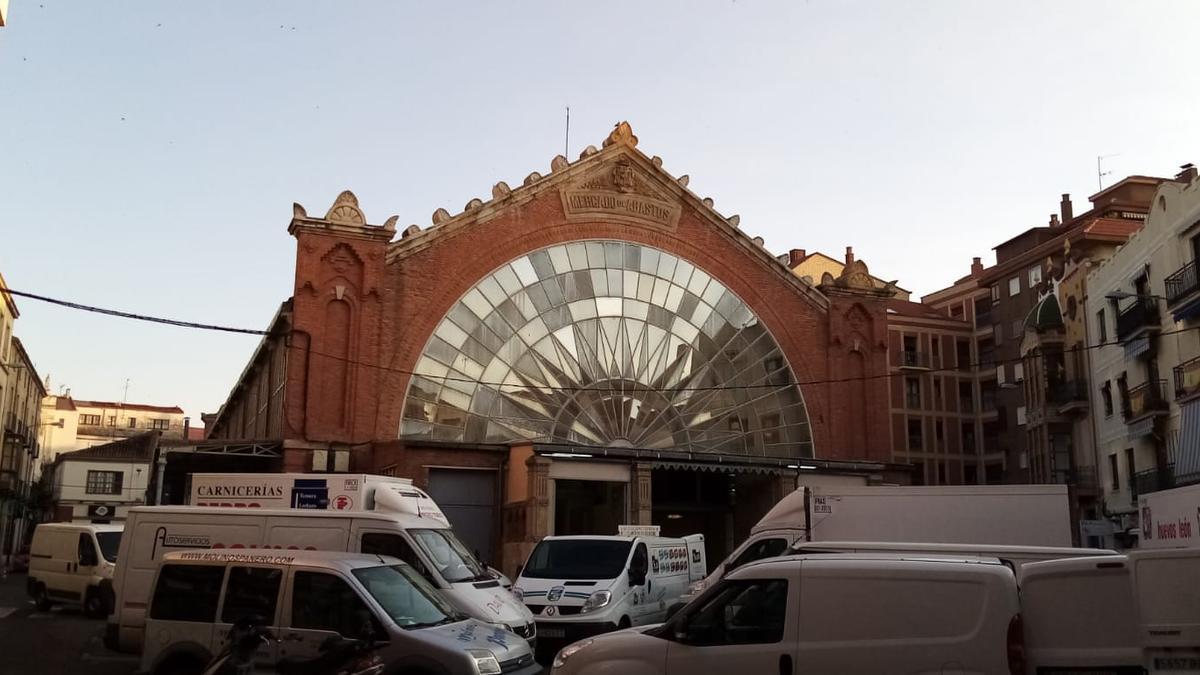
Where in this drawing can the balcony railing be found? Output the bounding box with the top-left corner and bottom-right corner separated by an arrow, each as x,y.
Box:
1122,380 -> 1169,421
1165,260 -> 1199,308
899,350 -> 931,369
1134,463 -> 1200,496
1050,380 -> 1088,406
1116,299 -> 1161,341
1174,355 -> 1200,399
974,311 -> 993,327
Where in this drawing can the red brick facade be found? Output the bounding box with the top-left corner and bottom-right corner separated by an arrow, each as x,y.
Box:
271,130 -> 895,470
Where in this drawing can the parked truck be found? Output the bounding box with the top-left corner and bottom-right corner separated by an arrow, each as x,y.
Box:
681,484 -> 1080,603
1137,481 -> 1200,549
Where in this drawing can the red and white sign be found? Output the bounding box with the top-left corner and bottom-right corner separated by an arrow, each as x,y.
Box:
1139,482 -> 1200,549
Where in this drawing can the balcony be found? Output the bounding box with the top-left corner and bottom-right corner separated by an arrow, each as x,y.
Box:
898,350 -> 931,370
1165,260 -> 1200,319
1050,380 -> 1089,413
1174,355 -> 1200,400
1134,463 -> 1200,496
959,396 -> 975,413
1121,380 -> 1169,423
974,311 -> 993,330
1116,299 -> 1161,342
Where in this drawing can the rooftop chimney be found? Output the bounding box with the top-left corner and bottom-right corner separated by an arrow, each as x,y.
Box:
1049,214 -> 1060,226
788,248 -> 807,267
1177,163 -> 1198,183
1060,194 -> 1073,223
845,246 -> 855,266
970,257 -> 984,276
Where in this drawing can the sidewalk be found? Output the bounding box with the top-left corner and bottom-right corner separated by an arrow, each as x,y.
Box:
0,570 -> 30,618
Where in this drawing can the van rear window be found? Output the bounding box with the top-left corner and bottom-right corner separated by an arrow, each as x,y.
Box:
150,564 -> 224,623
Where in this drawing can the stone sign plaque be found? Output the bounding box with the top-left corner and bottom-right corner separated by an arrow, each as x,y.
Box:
561,158 -> 681,230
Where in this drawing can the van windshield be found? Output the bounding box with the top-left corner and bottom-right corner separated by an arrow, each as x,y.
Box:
522,539 -> 633,580
409,529 -> 488,583
353,564 -> 462,629
96,532 -> 121,563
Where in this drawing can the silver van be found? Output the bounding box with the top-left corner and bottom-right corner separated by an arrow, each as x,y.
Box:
140,550 -> 540,675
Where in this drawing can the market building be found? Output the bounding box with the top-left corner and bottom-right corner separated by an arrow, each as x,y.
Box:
205,123 -> 911,571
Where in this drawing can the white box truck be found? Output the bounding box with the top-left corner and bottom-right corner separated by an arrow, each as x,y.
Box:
682,484 -> 1082,603
106,473 -> 534,655
1137,481 -> 1200,549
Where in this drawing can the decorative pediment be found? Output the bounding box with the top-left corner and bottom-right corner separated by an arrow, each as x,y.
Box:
559,155 -> 682,231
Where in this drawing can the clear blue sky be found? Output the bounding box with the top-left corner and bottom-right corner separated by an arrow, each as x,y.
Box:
2,1 -> 1198,423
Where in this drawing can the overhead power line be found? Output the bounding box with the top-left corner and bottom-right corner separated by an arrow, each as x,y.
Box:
8,284 -> 1196,394
2,288 -> 269,336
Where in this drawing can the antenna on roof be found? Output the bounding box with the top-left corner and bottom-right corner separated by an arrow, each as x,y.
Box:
564,106 -> 571,159
1097,154 -> 1119,190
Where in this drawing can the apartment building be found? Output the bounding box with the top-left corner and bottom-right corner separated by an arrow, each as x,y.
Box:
1087,165 -> 1200,547
39,396 -> 187,463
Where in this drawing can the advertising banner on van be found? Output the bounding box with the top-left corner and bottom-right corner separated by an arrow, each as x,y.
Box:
191,474 -> 366,511
1138,482 -> 1200,549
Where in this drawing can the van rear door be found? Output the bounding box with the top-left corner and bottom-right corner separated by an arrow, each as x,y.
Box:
1131,549 -> 1200,673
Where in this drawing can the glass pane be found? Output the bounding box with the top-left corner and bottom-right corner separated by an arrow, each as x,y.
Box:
400,241 -> 810,458
221,567 -> 283,624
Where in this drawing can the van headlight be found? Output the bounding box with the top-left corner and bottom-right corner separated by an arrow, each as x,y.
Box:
467,649 -> 502,675
580,590 -> 611,614
552,639 -> 594,669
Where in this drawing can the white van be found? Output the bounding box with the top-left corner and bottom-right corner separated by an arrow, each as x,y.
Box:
27,522 -> 124,618
514,534 -> 704,656
677,539 -> 1116,609
106,506 -> 533,655
1130,548 -> 1200,674
550,553 -> 1022,675
1019,554 -> 1142,674
141,550 -> 540,675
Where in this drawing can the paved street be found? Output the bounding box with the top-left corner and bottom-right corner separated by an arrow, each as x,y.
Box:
0,572 -> 137,675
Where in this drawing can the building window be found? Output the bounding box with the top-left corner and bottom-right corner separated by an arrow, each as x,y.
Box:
1011,320 -> 1023,339
1009,277 -> 1021,297
1019,451 -> 1028,469
905,378 -> 921,409
935,420 -> 944,447
1108,454 -> 1119,491
151,419 -> 170,430
1097,309 -> 1108,343
1014,363 -> 1024,382
993,324 -> 1004,344
1016,406 -> 1027,426
79,414 -> 101,426
128,417 -> 137,429
1029,266 -> 1042,287
933,379 -> 942,405
1101,382 -> 1113,417
990,285 -> 1000,302
107,416 -> 116,427
996,365 -> 1007,385
85,470 -> 124,495
907,419 -> 923,450
1124,448 -> 1136,499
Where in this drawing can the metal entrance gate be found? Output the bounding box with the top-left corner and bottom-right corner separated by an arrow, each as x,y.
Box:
426,468 -> 497,566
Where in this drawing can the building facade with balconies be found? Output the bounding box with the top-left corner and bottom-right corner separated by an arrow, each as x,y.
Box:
1,337 -> 45,569
1087,165 -> 1200,547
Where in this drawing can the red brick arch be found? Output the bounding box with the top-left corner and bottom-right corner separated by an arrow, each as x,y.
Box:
370,186 -> 838,456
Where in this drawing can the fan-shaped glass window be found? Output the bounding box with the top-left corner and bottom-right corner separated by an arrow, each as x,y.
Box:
401,241 -> 812,458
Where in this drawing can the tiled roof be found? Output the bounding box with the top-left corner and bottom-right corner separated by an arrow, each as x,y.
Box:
55,431 -> 159,464
55,398 -> 77,411
72,399 -> 184,414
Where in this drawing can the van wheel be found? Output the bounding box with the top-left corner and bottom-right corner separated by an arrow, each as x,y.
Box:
33,584 -> 52,612
618,616 -> 631,629
83,589 -> 107,619
154,655 -> 205,675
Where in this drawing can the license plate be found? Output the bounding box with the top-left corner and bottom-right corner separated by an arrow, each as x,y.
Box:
539,627 -> 565,639
1155,656 -> 1200,670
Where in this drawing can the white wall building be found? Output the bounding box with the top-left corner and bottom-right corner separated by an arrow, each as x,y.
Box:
1086,165 -> 1200,546
39,396 -> 187,465
49,432 -> 156,522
